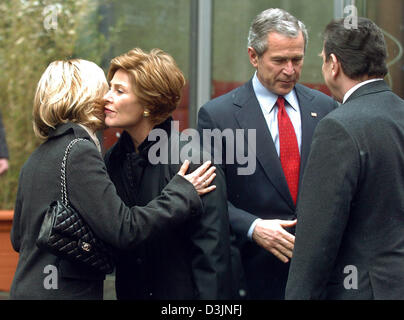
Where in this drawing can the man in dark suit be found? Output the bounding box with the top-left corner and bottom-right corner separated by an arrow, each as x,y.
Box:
0,110 -> 9,176
197,8 -> 337,299
285,17 -> 404,299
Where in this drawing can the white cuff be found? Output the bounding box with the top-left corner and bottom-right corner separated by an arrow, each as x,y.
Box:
247,218 -> 261,240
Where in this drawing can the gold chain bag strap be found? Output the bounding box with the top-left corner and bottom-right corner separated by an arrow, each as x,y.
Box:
36,138 -> 114,274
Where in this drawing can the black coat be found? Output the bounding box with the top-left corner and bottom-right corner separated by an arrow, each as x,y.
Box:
104,118 -> 238,300
286,81 -> 404,299
10,122 -> 202,299
198,80 -> 337,299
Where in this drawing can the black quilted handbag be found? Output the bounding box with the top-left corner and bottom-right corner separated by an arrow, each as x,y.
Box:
36,138 -> 114,274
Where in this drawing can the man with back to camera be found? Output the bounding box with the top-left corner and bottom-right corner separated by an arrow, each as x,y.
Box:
197,8 -> 337,299
285,17 -> 404,299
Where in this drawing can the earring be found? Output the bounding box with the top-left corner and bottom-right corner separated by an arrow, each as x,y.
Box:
143,110 -> 150,118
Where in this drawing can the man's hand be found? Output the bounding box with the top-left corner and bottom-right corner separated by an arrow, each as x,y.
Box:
252,219 -> 297,263
0,158 -> 9,176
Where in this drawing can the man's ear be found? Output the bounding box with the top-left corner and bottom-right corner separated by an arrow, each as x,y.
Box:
248,47 -> 259,68
330,53 -> 340,78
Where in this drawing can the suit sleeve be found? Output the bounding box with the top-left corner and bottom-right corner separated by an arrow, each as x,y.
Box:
198,105 -> 258,240
188,164 -> 233,299
66,140 -> 203,250
0,110 -> 9,159
285,117 -> 359,299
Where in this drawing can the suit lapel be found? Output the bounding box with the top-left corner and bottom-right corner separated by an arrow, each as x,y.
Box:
296,84 -> 338,189
232,82 -> 331,208
234,80 -> 294,208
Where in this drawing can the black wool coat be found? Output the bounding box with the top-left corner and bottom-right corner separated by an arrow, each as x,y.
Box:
286,81 -> 404,299
104,118 -> 238,300
10,122 -> 202,300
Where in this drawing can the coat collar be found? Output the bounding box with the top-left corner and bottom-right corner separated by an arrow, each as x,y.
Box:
48,122 -> 93,140
105,117 -> 177,194
108,116 -> 173,163
344,80 -> 390,104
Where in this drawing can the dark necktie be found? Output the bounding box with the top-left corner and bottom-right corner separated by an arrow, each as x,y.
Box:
277,96 -> 300,204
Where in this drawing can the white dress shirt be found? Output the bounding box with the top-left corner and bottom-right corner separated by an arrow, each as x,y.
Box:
252,72 -> 302,154
247,73 -> 302,239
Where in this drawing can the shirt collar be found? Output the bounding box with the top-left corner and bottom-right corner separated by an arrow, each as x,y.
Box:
343,78 -> 384,103
252,72 -> 299,113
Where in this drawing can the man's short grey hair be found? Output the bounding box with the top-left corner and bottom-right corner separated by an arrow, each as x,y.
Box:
248,8 -> 308,56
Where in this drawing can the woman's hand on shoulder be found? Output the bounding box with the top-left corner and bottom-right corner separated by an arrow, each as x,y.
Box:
177,160 -> 216,196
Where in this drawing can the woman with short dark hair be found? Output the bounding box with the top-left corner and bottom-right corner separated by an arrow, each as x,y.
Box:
104,48 -> 237,299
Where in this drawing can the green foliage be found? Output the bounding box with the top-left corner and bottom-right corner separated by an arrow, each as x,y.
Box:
0,0 -> 108,209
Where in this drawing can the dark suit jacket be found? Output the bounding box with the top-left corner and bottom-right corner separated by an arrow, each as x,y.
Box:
10,122 -> 202,299
198,79 -> 337,299
104,118 -> 236,300
0,110 -> 9,158
285,80 -> 404,299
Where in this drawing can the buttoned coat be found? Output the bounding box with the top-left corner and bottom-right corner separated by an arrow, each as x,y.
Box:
286,80 -> 404,299
198,79 -> 337,299
104,118 -> 238,300
10,122 -> 202,299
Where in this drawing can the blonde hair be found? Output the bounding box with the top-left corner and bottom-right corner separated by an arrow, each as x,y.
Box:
33,59 -> 108,139
107,48 -> 185,125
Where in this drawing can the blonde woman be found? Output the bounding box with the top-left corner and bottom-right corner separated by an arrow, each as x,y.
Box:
104,48 -> 240,300
10,59 -> 216,300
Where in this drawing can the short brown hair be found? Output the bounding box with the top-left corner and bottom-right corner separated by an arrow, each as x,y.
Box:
107,48 -> 185,125
33,59 -> 108,139
323,17 -> 388,80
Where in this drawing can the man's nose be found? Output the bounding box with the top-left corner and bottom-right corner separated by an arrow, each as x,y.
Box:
283,61 -> 295,75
